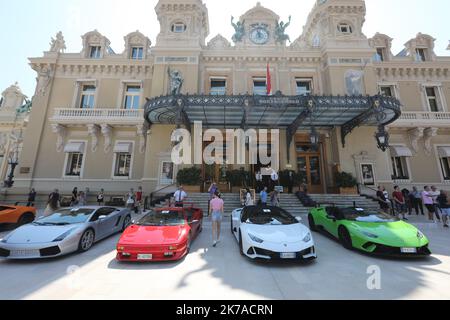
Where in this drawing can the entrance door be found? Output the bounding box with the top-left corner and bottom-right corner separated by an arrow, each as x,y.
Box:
296,137 -> 324,194
202,141 -> 230,193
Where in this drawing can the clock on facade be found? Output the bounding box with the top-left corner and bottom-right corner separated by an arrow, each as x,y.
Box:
250,27 -> 269,45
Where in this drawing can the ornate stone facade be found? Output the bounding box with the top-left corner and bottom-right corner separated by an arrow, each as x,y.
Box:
5,0 -> 449,196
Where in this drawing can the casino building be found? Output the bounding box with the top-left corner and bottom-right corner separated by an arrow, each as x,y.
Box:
8,0 -> 450,197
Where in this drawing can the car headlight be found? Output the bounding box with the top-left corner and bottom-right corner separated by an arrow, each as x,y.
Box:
417,231 -> 425,239
303,233 -> 312,243
248,233 -> 264,244
361,231 -> 378,239
53,229 -> 76,242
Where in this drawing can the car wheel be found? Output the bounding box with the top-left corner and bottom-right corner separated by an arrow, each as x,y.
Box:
17,213 -> 35,226
308,214 -> 318,232
239,231 -> 244,256
78,229 -> 95,252
338,227 -> 353,250
122,215 -> 131,231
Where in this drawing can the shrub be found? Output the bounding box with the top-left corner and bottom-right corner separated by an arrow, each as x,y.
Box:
176,167 -> 202,186
335,172 -> 357,188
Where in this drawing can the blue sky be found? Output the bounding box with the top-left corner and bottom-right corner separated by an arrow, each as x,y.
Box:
0,0 -> 449,97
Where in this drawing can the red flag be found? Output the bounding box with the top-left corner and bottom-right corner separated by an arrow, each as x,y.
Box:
266,63 -> 272,96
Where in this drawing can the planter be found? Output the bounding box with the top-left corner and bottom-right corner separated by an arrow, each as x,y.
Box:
339,187 -> 358,195
183,185 -> 201,193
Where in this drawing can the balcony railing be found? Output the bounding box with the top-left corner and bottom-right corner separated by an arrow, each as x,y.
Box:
391,111 -> 450,127
50,108 -> 145,125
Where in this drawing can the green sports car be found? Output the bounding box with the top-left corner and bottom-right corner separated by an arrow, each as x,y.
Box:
308,205 -> 431,257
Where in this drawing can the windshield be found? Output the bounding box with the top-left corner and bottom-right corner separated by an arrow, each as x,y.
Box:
341,208 -> 399,223
245,207 -> 297,226
34,209 -> 95,225
136,210 -> 186,226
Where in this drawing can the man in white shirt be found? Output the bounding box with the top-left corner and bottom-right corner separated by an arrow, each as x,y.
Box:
430,186 -> 442,222
270,170 -> 279,192
174,186 -> 187,207
255,170 -> 263,192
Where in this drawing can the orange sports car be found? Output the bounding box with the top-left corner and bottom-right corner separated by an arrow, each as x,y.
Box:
0,204 -> 36,226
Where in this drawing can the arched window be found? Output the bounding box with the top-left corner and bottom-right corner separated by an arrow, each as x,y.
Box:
171,22 -> 187,33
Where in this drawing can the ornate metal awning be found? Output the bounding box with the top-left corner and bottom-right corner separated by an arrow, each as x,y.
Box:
144,92 -> 401,159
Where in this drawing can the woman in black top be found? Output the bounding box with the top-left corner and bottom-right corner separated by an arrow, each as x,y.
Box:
437,191 -> 449,228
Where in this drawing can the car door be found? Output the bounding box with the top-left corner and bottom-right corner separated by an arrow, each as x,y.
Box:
186,208 -> 200,235
323,207 -> 340,238
92,208 -> 117,239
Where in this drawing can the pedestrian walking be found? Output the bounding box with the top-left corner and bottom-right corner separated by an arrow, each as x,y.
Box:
437,190 -> 450,228
392,186 -> 408,220
411,186 -> 425,216
255,170 -> 263,193
376,186 -> 390,213
287,171 -> 295,194
126,188 -> 136,210
430,186 -> 441,222
422,186 -> 437,222
97,189 -> 105,206
260,187 -> 268,206
270,190 -> 280,207
209,191 -> 224,247
244,188 -> 254,207
78,191 -> 87,206
71,187 -> 78,206
174,186 -> 187,208
44,189 -> 60,216
135,186 -> 143,214
26,188 -> 37,207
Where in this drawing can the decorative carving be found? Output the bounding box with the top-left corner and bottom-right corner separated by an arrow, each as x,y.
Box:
275,16 -> 291,44
408,127 -> 424,153
51,124 -> 66,153
101,124 -> 113,153
207,34 -> 231,49
49,31 -> 66,53
1,82 -> 27,109
36,65 -> 53,97
231,16 -> 245,43
136,124 -> 149,154
423,127 -> 438,155
345,70 -> 364,96
0,132 -> 8,155
168,68 -> 183,95
87,124 -> 100,153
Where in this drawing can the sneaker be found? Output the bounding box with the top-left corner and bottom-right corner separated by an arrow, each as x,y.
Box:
444,224 -> 449,228
213,241 -> 217,247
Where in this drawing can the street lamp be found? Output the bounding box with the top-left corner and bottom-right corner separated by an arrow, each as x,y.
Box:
375,125 -> 390,152
310,126 -> 320,148
4,147 -> 19,188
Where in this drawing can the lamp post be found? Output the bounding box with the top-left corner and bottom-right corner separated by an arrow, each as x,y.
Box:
375,125 -> 390,152
4,147 -> 19,188
310,126 -> 320,149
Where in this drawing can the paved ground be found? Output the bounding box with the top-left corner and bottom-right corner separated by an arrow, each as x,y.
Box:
0,212 -> 449,300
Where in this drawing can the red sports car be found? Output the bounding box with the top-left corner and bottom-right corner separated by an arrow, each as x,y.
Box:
116,204 -> 203,262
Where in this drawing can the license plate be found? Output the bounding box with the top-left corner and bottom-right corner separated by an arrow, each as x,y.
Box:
11,249 -> 40,257
401,247 -> 417,254
280,252 -> 297,259
137,254 -> 153,260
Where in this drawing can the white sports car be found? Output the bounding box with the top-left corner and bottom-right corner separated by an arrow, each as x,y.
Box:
231,206 -> 317,261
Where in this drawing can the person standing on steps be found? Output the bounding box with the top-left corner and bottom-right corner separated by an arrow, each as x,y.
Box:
255,170 -> 263,193
260,187 -> 268,206
287,171 -> 295,194
209,191 -> 224,247
411,186 -> 424,216
97,189 -> 105,206
136,186 -> 143,214
174,186 -> 187,208
27,188 -> 37,207
71,187 -> 78,206
376,186 -> 390,213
